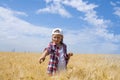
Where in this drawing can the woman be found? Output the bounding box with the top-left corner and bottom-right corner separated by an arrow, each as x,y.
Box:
39,28 -> 73,76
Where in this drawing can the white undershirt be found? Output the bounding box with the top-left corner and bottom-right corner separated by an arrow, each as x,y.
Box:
57,47 -> 66,71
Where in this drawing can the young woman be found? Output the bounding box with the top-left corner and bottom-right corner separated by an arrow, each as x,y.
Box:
39,28 -> 73,76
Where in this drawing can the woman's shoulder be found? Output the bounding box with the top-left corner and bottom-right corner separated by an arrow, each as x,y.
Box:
46,42 -> 53,48
62,43 -> 67,47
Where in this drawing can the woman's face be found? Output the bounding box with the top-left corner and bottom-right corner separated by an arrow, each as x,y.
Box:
52,34 -> 63,44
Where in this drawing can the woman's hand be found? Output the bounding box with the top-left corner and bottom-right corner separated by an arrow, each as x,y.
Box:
68,52 -> 73,59
39,50 -> 48,64
39,57 -> 45,64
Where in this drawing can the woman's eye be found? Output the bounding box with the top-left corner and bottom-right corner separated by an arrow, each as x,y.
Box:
54,37 -> 60,39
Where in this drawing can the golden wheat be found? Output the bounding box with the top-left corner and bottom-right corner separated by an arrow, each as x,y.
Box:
0,52 -> 120,80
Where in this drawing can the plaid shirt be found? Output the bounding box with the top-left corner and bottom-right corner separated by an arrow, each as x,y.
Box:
45,42 -> 69,75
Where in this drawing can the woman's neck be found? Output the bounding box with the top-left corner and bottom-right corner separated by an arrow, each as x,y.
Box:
52,42 -> 61,46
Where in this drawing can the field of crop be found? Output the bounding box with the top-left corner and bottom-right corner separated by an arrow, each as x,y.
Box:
0,52 -> 120,80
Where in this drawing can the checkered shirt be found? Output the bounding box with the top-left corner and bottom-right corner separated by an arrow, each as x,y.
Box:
45,42 -> 69,75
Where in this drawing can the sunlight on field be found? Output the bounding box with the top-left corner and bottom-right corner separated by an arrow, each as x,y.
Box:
0,52 -> 120,80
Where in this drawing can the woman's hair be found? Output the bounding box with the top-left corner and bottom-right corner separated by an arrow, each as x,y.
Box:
60,38 -> 63,44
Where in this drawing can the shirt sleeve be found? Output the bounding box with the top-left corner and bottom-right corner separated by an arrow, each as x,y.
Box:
43,43 -> 53,54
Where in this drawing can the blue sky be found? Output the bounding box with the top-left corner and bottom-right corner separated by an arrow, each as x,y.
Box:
0,0 -> 120,53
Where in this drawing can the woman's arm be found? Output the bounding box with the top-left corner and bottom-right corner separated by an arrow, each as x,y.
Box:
39,50 -> 49,64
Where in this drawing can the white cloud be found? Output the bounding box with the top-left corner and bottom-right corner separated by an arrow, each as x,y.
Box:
14,11 -> 28,17
0,7 -> 51,52
110,1 -> 116,6
63,0 -> 98,12
45,0 -> 53,3
0,7 -> 28,17
110,1 -> 120,17
61,0 -> 119,42
38,0 -> 98,18
114,7 -> 120,17
62,0 -> 110,30
37,1 -> 72,18
64,28 -> 120,54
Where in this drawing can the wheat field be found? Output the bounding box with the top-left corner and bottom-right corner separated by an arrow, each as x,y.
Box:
0,52 -> 120,80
